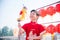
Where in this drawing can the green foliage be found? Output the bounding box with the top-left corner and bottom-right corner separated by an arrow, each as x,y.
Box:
2,26 -> 9,36
8,29 -> 13,36
0,26 -> 13,36
0,29 -> 2,36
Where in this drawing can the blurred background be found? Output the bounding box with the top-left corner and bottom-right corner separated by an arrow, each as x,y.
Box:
0,0 -> 60,40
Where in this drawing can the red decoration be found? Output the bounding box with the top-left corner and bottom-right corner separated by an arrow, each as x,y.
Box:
38,8 -> 47,17
56,24 -> 60,33
46,6 -> 56,16
19,11 -> 23,15
19,6 -> 27,21
56,4 -> 60,12
46,25 -> 55,34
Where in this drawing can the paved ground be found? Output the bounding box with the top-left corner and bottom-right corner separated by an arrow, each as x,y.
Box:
0,36 -> 26,40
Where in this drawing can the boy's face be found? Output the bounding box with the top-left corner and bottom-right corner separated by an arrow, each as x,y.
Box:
30,12 -> 39,21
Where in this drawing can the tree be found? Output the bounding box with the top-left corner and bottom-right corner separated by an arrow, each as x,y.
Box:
0,29 -> 2,36
8,29 -> 13,36
2,26 -> 9,36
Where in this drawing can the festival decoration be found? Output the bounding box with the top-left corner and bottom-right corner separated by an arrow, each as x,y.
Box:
17,6 -> 27,21
56,23 -> 60,33
46,6 -> 56,16
38,8 -> 47,17
46,25 -> 55,34
56,4 -> 60,12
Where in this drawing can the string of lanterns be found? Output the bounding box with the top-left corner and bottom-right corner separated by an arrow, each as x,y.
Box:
17,1 -> 60,21
37,1 -> 60,17
45,23 -> 60,34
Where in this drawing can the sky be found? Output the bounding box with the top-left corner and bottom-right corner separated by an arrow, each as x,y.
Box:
0,0 -> 60,29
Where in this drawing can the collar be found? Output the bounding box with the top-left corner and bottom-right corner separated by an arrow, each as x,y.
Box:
30,21 -> 37,25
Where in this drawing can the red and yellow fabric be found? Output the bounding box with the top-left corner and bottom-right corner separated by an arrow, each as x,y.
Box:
19,7 -> 27,21
17,7 -> 27,21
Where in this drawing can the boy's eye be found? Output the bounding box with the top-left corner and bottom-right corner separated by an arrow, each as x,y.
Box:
32,13 -> 35,15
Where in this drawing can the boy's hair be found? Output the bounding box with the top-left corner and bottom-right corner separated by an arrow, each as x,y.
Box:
30,10 -> 40,16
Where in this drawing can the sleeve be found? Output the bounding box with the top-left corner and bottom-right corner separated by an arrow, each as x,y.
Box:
22,24 -> 27,32
39,24 -> 45,33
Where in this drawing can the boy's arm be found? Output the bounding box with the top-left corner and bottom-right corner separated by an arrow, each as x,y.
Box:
40,31 -> 46,39
18,23 -> 25,35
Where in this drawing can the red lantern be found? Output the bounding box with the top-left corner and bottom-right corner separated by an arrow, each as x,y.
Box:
46,25 -> 55,34
56,23 -> 60,33
46,6 -> 56,16
38,8 -> 47,17
56,4 -> 60,12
